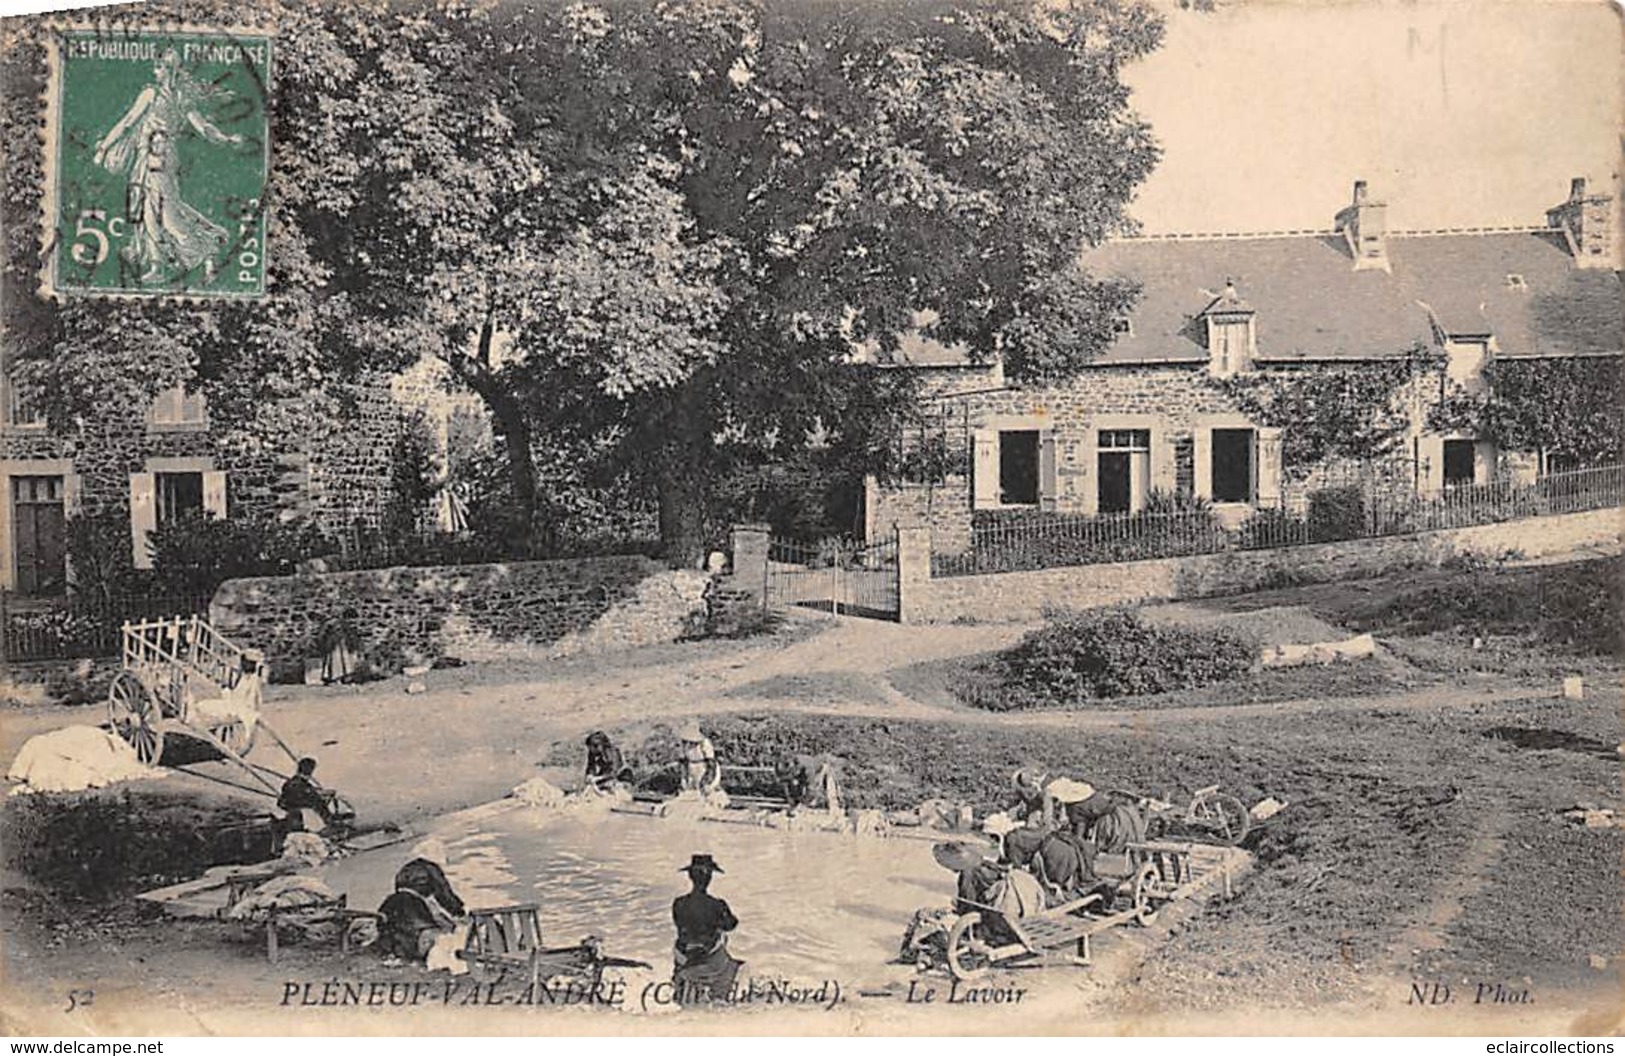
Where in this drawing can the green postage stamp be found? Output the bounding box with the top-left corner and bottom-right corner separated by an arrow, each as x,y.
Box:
42,28 -> 272,299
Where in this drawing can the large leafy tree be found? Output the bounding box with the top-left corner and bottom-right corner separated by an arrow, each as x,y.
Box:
340,0 -> 1163,560
4,0 -> 1163,563
1475,357 -> 1625,468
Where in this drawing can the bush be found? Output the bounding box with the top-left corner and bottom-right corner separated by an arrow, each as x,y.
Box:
972,608 -> 1256,709
147,511 -> 332,596
1308,485 -> 1367,542
1237,506 -> 1307,550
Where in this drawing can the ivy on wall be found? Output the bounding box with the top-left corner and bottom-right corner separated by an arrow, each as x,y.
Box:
1210,343 -> 1445,478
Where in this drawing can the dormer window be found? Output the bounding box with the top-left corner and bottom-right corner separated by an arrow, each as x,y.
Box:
1201,280 -> 1256,377
1504,274 -> 1527,290
1112,317 -> 1133,336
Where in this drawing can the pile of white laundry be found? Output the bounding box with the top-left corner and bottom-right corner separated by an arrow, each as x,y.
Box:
6,726 -> 163,794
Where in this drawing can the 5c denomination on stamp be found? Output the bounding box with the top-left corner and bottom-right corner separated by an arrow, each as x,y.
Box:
42,27 -> 271,299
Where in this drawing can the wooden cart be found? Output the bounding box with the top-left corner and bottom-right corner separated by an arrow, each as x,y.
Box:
942,840 -> 1238,981
107,616 -> 320,802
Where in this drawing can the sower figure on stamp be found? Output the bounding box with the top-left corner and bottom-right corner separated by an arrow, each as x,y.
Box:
671,854 -> 742,1004
92,48 -> 241,284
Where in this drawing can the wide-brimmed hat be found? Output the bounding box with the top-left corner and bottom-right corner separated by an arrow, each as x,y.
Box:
931,841 -> 985,873
678,722 -> 705,742
1046,777 -> 1096,804
981,812 -> 1020,838
680,853 -> 723,875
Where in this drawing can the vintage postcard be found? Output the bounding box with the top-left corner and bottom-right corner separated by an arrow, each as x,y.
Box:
0,0 -> 1620,1040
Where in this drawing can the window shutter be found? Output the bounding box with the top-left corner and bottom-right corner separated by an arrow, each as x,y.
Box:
203,471 -> 228,519
1256,427 -> 1283,505
129,473 -> 157,569
972,430 -> 998,509
1473,441 -> 1497,485
1193,430 -> 1213,500
63,473 -> 83,516
1418,436 -> 1444,495
1038,432 -> 1058,512
1149,428 -> 1173,494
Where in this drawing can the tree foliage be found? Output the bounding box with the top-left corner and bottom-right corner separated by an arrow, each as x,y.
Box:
1474,357 -> 1625,467
3,0 -> 1165,562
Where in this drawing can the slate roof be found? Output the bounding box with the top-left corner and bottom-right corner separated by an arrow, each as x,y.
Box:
1082,229 -> 1623,364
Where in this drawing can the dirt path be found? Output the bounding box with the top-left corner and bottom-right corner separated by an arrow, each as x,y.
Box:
2,610 -> 1574,830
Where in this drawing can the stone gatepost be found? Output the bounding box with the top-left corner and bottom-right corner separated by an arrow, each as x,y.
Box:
729,523 -> 771,604
896,525 -> 934,625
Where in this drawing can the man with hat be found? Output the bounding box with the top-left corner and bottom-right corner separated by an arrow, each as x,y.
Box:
677,722 -> 721,795
672,853 -> 742,1004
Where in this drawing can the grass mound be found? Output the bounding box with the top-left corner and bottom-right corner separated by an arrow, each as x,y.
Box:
1339,555 -> 1623,657
959,607 -> 1256,711
1,788 -> 271,903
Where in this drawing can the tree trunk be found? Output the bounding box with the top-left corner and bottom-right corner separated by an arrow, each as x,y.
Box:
655,451 -> 709,568
447,310 -> 544,552
488,389 -> 541,548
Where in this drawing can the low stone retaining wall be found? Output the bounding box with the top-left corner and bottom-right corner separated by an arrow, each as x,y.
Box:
211,555 -> 709,680
900,506 -> 1621,623
0,657 -> 120,707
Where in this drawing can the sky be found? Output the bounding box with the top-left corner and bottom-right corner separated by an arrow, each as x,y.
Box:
1121,0 -> 1624,234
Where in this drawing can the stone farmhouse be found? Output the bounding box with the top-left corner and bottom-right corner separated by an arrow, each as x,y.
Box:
865,178 -> 1623,548
0,361 -> 438,598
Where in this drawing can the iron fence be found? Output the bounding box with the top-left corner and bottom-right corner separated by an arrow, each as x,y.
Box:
1,591 -> 214,663
766,533 -> 900,619
932,464 -> 1623,577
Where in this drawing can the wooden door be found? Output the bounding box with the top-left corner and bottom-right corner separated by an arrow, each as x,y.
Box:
12,475 -> 66,596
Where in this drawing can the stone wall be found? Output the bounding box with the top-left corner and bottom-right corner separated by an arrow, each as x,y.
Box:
901,506 -> 1620,623
871,360 -> 1500,526
864,476 -> 972,553
0,656 -> 121,707
210,554 -> 699,680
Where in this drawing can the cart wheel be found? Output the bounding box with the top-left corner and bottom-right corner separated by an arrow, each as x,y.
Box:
1131,862 -> 1161,927
108,671 -> 164,766
946,913 -> 992,981
211,721 -> 257,756
1189,791 -> 1250,845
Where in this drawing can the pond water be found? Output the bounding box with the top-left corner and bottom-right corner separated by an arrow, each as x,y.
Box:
319,804 -> 955,989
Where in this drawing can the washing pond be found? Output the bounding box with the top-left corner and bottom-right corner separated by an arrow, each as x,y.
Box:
318,804 -> 955,989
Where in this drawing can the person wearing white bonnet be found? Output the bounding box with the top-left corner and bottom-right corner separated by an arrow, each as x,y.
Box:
1008,764 -> 1055,827
678,722 -> 721,794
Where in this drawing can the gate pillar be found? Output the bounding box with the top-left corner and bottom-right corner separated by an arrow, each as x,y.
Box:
729,523 -> 771,605
896,525 -> 933,625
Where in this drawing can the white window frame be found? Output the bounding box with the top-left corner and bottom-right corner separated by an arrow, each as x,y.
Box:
147,384 -> 209,432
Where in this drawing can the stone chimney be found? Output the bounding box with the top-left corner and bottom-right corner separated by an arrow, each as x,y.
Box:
1336,180 -> 1390,272
1546,177 -> 1615,269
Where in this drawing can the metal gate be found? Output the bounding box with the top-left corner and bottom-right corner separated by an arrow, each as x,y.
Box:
764,533 -> 899,621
